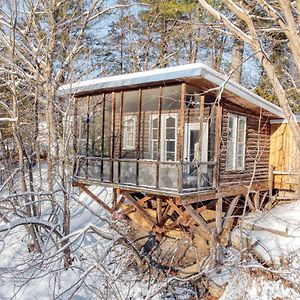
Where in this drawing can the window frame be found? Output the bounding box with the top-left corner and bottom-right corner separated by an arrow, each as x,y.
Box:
149,113 -> 178,161
123,115 -> 137,150
226,113 -> 247,171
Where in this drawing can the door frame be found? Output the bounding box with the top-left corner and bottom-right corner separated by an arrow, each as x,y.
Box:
184,122 -> 209,171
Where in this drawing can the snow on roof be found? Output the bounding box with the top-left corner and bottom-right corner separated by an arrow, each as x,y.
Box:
57,63 -> 284,118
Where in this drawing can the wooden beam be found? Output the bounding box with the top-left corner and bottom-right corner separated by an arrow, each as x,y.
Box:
114,195 -> 125,211
221,195 -> 239,234
184,204 -> 213,240
124,193 -> 156,227
166,199 -> 185,216
179,190 -> 217,205
215,197 -> 222,235
137,195 -> 153,206
77,182 -> 113,214
254,192 -> 260,210
246,194 -> 256,212
259,191 -> 268,210
157,197 -> 162,225
159,204 -> 173,227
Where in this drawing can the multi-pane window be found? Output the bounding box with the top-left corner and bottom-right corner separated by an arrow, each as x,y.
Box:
123,115 -> 136,150
226,114 -> 246,170
150,114 -> 177,161
150,116 -> 158,160
164,115 -> 176,161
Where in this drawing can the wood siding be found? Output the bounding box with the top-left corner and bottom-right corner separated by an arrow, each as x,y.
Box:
270,123 -> 300,190
219,99 -> 271,189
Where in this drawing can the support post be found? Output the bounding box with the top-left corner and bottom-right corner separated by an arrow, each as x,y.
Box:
269,164 -> 274,200
118,92 -> 124,183
197,95 -> 205,188
110,92 -> 116,182
156,87 -> 162,188
100,94 -> 106,181
73,97 -> 79,176
136,89 -> 142,186
178,83 -> 186,193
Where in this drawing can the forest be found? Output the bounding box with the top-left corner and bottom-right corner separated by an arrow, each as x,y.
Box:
1,0 -> 300,299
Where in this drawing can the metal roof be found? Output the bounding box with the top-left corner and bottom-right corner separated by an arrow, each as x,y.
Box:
57,63 -> 284,118
270,115 -> 300,124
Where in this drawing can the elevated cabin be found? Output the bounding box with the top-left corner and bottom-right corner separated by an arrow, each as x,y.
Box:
58,64 -> 285,204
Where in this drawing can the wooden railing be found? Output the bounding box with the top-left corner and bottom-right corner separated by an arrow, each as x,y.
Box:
74,156 -> 215,194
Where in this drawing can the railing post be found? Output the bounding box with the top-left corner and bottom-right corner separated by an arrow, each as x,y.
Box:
178,83 -> 186,193
156,87 -> 162,188
110,92 -> 116,182
269,164 -> 274,200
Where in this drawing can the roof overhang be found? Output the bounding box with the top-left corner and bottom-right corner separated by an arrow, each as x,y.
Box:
57,63 -> 284,118
270,115 -> 300,124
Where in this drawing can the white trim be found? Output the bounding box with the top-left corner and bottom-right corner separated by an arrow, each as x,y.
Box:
226,114 -> 247,171
57,63 -> 284,118
184,122 -> 209,175
150,113 -> 178,161
184,122 -> 208,162
123,115 -> 136,150
270,115 -> 300,124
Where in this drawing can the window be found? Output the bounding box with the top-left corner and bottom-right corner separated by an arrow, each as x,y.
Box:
150,116 -> 158,160
123,115 -> 136,150
226,114 -> 246,170
150,114 -> 177,161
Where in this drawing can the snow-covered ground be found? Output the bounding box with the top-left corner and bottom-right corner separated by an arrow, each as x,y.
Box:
2,163 -> 300,299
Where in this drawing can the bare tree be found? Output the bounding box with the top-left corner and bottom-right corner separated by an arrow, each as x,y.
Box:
197,0 -> 300,153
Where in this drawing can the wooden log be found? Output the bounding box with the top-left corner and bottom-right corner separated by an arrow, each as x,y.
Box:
221,195 -> 239,235
259,191 -> 268,210
124,193 -> 156,227
254,192 -> 260,210
157,197 -> 162,225
184,204 -> 214,241
114,195 -> 125,211
246,194 -> 256,212
215,197 -> 222,236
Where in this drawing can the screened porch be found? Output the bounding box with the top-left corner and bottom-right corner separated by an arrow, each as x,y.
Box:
74,83 -> 219,194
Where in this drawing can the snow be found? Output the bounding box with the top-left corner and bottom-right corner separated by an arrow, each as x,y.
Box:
231,200 -> 300,266
2,162 -> 300,299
